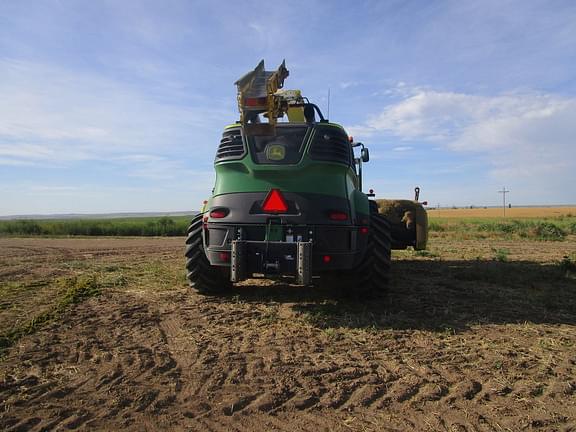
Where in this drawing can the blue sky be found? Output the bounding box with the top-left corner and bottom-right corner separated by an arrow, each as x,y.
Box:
1,0 -> 575,215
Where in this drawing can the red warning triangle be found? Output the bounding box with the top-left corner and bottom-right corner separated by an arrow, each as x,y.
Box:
262,189 -> 288,213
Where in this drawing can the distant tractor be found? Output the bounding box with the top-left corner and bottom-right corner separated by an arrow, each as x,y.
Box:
185,60 -> 428,295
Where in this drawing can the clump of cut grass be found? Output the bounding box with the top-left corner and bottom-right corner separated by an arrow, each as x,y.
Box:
299,304 -> 338,328
413,249 -> 439,258
136,260 -> 183,290
0,275 -> 102,352
258,307 -> 279,325
58,275 -> 102,305
428,221 -> 446,232
532,222 -> 566,241
479,221 -> 521,234
492,248 -> 510,262
322,327 -> 340,341
298,302 -> 381,331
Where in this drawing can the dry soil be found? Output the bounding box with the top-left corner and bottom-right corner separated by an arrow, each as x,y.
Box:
1,236 -> 575,431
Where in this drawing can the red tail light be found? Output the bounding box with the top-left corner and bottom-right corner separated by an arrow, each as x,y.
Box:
359,226 -> 369,234
262,189 -> 288,213
210,208 -> 228,218
323,255 -> 331,263
219,252 -> 230,261
328,211 -> 348,221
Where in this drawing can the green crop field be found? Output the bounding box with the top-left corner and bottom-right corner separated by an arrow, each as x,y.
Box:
0,215 -> 195,237
1,213 -> 575,242
428,216 -> 576,241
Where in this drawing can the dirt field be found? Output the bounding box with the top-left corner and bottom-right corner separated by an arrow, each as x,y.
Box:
1,235 -> 575,431
428,206 -> 576,219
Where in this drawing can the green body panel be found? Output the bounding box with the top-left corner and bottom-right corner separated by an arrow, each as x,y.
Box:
351,189 -> 370,221
214,161 -> 348,197
212,123 -> 370,218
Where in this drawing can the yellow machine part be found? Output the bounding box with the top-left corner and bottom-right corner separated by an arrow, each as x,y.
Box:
287,106 -> 305,122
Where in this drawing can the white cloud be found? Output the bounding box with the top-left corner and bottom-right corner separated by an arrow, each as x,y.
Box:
125,158 -> 213,181
339,81 -> 359,89
247,21 -> 276,50
349,89 -> 576,184
0,59 -> 229,166
392,146 -> 413,152
0,158 -> 36,167
29,185 -> 81,193
0,143 -> 56,159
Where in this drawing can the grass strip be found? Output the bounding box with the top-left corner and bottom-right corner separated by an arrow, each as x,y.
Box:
0,216 -> 193,237
429,217 -> 576,240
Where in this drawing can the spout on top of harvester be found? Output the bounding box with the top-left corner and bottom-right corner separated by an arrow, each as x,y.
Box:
235,60 -> 290,135
234,60 -> 289,96
235,60 -> 327,135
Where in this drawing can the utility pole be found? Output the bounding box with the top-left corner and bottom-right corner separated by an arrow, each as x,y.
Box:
498,187 -> 510,217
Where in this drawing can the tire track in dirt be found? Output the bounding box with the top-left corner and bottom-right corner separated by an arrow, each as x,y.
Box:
2,286 -> 575,431
1,237 -> 576,431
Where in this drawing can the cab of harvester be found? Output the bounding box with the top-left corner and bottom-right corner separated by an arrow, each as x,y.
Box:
185,60 -> 427,296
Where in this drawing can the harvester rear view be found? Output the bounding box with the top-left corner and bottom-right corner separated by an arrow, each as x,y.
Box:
185,60 -> 428,296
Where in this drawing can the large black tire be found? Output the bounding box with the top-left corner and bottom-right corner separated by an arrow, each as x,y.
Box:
366,212 -> 392,291
185,214 -> 232,295
321,212 -> 392,297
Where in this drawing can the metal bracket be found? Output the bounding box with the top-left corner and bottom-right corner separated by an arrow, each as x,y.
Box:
296,241 -> 312,286
230,240 -> 247,282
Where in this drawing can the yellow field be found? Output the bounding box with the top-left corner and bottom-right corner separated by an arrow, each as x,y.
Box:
427,206 -> 576,219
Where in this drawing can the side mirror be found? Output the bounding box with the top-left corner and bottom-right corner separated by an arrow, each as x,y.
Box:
361,147 -> 370,162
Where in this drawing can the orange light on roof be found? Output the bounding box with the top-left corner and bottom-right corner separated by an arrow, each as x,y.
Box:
262,189 -> 288,213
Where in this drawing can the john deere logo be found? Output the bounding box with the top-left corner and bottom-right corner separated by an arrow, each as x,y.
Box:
266,144 -> 286,161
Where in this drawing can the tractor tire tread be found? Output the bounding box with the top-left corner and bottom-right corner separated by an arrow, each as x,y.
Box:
184,214 -> 232,295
